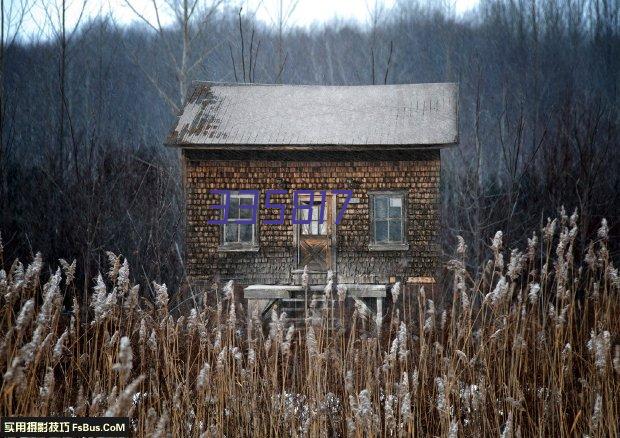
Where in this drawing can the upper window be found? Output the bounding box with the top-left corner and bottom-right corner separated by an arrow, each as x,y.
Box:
221,192 -> 258,250
299,203 -> 328,236
369,191 -> 408,250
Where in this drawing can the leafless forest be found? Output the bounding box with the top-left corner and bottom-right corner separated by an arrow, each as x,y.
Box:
1,0 -> 619,294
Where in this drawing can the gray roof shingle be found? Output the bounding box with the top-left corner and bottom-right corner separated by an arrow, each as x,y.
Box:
166,82 -> 458,148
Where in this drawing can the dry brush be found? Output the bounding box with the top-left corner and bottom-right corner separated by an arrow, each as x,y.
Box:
0,210 -> 618,437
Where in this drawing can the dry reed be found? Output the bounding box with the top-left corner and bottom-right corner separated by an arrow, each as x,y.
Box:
0,212 -> 618,437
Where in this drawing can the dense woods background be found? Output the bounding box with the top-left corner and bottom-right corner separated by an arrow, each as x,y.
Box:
1,0 -> 618,297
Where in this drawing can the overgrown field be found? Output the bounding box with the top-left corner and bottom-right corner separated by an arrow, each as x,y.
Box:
1,212 -> 618,437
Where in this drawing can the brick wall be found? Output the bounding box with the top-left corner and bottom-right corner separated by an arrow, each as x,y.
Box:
183,149 -> 441,287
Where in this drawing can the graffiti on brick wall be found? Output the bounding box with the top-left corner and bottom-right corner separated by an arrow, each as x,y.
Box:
207,189 -> 353,225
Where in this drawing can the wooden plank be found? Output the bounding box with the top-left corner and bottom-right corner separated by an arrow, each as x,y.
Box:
407,276 -> 436,284
244,285 -> 300,299
245,285 -> 302,292
244,289 -> 291,299
244,284 -> 387,299
345,284 -> 387,298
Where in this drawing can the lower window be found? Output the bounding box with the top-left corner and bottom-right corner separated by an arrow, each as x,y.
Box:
369,191 -> 408,251
220,192 -> 258,251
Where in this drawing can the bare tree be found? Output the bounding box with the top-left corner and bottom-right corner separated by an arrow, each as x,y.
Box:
40,0 -> 89,182
257,0 -> 298,82
0,0 -> 33,213
367,0 -> 393,85
123,0 -> 226,112
38,0 -> 90,295
228,7 -> 261,83
367,0 -> 383,84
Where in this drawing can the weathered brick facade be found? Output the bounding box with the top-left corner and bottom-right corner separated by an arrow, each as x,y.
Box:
183,149 -> 441,287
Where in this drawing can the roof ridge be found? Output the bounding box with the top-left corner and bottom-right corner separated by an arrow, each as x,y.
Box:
191,81 -> 458,88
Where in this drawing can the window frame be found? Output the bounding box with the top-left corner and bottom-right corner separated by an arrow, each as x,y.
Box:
218,191 -> 260,252
368,190 -> 409,251
298,200 -> 328,236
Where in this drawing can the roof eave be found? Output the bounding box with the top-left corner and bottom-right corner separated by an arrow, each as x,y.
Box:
164,142 -> 458,151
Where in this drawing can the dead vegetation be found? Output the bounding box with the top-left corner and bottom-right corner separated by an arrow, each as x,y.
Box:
1,211 -> 618,437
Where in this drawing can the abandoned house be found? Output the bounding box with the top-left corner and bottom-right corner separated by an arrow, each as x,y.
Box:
165,82 -> 458,316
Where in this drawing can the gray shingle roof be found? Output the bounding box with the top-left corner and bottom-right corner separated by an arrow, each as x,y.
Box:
165,82 -> 458,148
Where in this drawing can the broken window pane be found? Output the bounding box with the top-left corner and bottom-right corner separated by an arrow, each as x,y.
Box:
389,197 -> 402,218
389,197 -> 402,208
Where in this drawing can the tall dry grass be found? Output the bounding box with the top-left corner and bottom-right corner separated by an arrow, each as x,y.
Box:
1,210 -> 618,437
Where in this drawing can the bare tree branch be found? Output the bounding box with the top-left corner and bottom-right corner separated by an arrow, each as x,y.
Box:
123,0 -> 227,110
